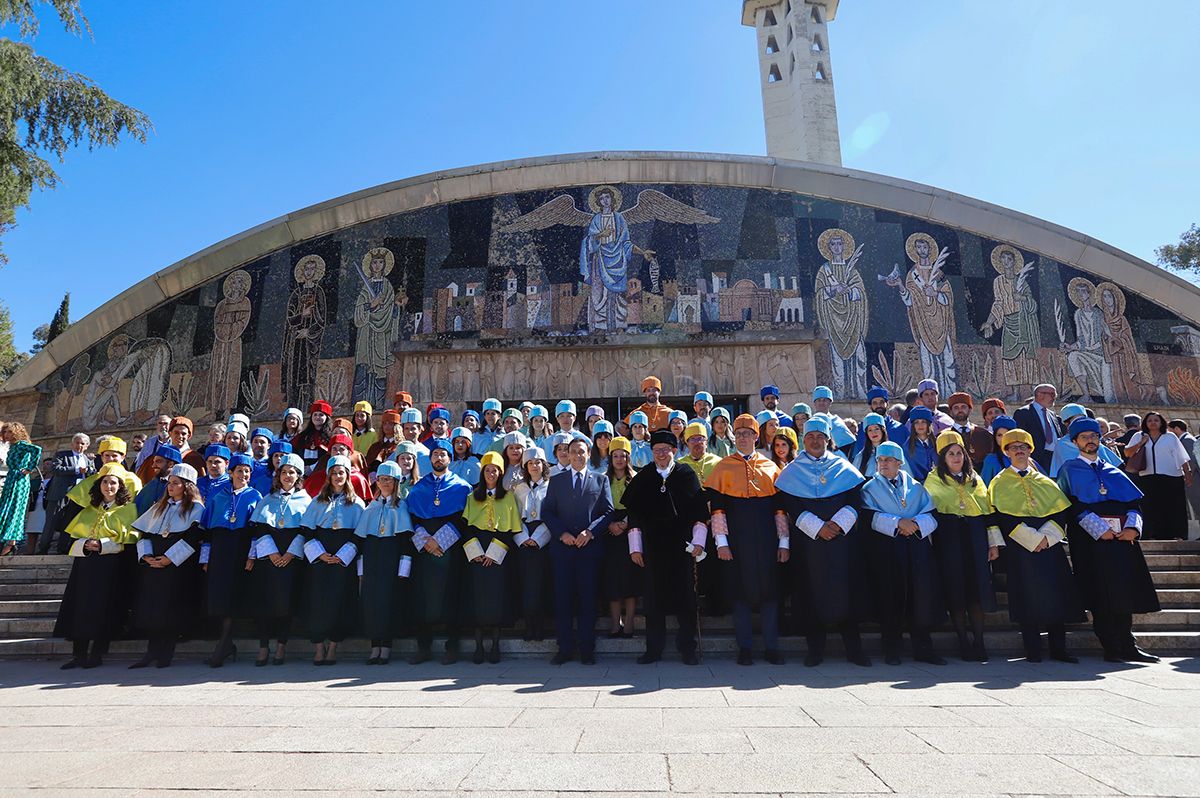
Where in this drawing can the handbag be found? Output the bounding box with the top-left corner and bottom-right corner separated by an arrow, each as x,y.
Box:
1125,439 -> 1147,473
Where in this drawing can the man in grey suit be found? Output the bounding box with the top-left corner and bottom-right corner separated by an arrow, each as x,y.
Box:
36,433 -> 94,555
541,437 -> 614,665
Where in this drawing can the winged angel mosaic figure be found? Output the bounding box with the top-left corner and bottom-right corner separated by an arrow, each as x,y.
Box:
501,186 -> 719,332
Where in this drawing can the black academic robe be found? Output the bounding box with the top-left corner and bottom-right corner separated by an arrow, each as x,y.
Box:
623,464 -> 708,615
248,523 -> 305,622
779,487 -> 870,626
930,512 -> 997,613
304,525 -> 360,643
410,512 -> 466,627
360,533 -> 410,640
133,523 -> 204,637
708,491 -> 781,609
994,510 -> 1085,626
859,508 -> 945,630
1065,498 -> 1160,616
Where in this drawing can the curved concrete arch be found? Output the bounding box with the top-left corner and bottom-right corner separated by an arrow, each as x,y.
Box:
4,149 -> 1198,395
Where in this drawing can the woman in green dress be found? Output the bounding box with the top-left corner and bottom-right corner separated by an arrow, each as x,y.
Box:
0,423 -> 42,556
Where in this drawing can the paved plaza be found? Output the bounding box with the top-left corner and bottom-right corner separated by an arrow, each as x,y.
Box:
1,655 -> 1198,796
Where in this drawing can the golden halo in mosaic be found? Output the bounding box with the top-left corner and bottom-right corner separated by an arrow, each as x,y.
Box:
362,247 -> 395,277
905,232 -> 940,265
817,227 -> 855,263
222,270 -> 252,299
1096,281 -> 1127,317
1067,276 -> 1098,309
293,254 -> 326,285
990,244 -> 1024,273
587,185 -> 623,213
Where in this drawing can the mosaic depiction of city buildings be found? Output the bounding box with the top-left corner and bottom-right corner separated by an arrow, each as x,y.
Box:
36,183 -> 1200,435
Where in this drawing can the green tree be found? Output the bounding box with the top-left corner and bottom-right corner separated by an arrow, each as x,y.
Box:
47,289 -> 69,339
1,0 -> 152,265
0,302 -> 29,380
29,321 -> 48,352
1157,224 -> 1200,275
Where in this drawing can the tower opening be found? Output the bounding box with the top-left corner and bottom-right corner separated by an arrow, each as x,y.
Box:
763,8 -> 778,26
765,35 -> 779,54
768,64 -> 783,83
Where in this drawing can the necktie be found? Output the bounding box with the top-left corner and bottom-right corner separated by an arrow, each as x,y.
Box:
889,478 -> 899,489
1018,469 -> 1028,477
1042,409 -> 1055,444
574,473 -> 583,496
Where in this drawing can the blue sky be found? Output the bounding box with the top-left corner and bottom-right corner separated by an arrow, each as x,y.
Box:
4,0 -> 1198,350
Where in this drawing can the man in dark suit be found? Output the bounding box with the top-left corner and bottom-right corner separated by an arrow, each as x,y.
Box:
541,436 -> 614,664
36,433 -> 95,554
1013,383 -> 1064,472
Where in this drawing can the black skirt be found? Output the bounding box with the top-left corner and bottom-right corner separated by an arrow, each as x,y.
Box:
516,524 -> 551,619
997,514 -> 1084,626
464,527 -> 516,627
359,533 -> 407,639
206,526 -> 252,617
1140,474 -> 1189,540
133,530 -> 203,636
782,491 -> 870,625
54,546 -> 129,642
249,525 -> 305,621
601,526 -> 641,601
305,527 -> 360,642
931,512 -> 997,613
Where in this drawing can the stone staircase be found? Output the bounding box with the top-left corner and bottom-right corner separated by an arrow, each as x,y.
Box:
2,541 -> 1199,660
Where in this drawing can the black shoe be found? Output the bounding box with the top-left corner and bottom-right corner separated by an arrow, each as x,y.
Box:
681,651 -> 700,666
472,647 -> 486,665
155,659 -> 172,669
804,652 -> 823,667
60,659 -> 82,670
607,629 -> 623,639
736,648 -> 753,666
550,651 -> 573,665
441,646 -> 459,665
208,644 -> 236,668
884,653 -> 902,666
1123,648 -> 1160,664
1104,653 -> 1126,663
255,656 -> 269,667
82,655 -> 102,669
487,646 -> 500,665
847,653 -> 872,667
366,656 -> 380,666
409,649 -> 431,665
915,653 -> 947,666
580,652 -> 596,665
1049,651 -> 1079,664
128,656 -> 154,670
973,642 -> 989,663
764,650 -> 785,665
1024,652 -> 1043,663
636,652 -> 661,665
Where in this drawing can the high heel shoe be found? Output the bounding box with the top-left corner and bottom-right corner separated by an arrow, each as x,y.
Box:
129,655 -> 155,670
207,643 -> 236,668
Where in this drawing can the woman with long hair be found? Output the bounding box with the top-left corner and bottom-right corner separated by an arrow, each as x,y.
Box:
278,407 -> 303,443
200,453 -> 262,667
790,402 -> 812,431
512,446 -> 552,641
448,427 -> 481,485
755,412 -> 780,457
0,422 -> 40,556
351,400 -> 378,455
708,409 -> 736,458
499,432 -> 527,491
293,400 -> 334,474
603,436 -> 640,639
979,416 -> 1020,485
300,456 -> 366,665
668,410 -> 689,456
770,427 -> 798,469
392,441 -> 421,500
246,453 -> 310,666
1125,411 -> 1194,539
53,463 -> 139,669
852,413 -> 888,476
924,431 -> 998,661
130,464 -> 205,668
355,459 -> 413,665
528,406 -> 554,452
589,420 -> 614,475
905,406 -> 938,482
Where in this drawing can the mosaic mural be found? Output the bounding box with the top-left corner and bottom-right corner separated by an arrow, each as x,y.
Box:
31,183 -> 1200,435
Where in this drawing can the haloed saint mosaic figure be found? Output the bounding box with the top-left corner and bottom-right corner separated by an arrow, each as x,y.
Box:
814,228 -> 869,400
282,255 -> 328,411
352,247 -> 401,408
501,185 -> 719,332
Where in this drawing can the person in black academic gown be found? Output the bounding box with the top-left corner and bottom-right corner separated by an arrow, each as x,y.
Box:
130,463 -> 205,668
353,459 -> 413,666
625,430 -> 709,665
406,440 -> 473,664
774,417 -> 872,668
461,451 -> 522,663
200,453 -> 262,667
1057,417 -> 1161,663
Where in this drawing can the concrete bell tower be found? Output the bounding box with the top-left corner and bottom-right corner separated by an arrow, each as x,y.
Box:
741,0 -> 842,166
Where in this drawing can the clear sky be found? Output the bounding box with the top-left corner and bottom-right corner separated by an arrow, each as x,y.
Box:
4,0 -> 1198,351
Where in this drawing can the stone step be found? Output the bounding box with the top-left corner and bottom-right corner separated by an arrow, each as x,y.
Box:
0,582 -> 68,598
0,555 -> 72,566
4,629 -> 1200,660
1144,554 -> 1200,569
1140,540 -> 1200,552
0,567 -> 72,583
0,598 -> 59,616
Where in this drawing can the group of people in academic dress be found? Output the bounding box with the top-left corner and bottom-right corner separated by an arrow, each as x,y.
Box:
44,376 -> 1171,670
